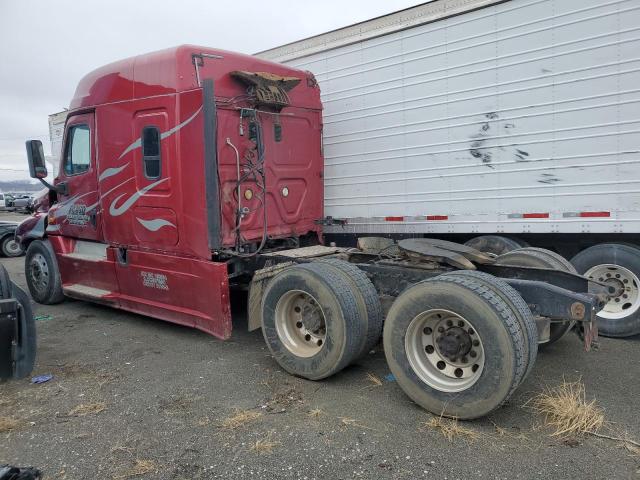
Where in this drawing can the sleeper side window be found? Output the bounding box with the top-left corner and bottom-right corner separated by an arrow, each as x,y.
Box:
141,126 -> 161,179
63,125 -> 91,176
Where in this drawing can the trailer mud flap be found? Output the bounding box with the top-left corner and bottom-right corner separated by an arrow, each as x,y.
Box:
114,249 -> 231,339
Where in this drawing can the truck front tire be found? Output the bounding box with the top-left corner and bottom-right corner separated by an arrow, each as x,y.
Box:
571,243 -> 640,337
261,262 -> 366,380
383,275 -> 527,419
25,240 -> 65,305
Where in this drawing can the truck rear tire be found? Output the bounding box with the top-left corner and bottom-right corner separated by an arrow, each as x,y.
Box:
439,270 -> 538,384
464,235 -> 528,256
261,262 -> 366,380
25,240 -> 65,305
570,243 -> 640,337
316,258 -> 383,357
494,247 -> 576,346
383,275 -> 527,419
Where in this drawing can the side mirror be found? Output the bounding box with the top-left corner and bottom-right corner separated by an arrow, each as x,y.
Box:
26,140 -> 48,179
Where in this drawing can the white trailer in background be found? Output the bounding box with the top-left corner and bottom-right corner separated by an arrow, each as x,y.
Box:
258,0 -> 640,337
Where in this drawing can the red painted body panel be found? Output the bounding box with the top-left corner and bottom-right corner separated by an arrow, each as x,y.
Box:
40,45 -> 323,339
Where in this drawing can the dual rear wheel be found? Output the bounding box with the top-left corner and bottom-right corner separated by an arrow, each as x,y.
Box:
261,260 -> 537,419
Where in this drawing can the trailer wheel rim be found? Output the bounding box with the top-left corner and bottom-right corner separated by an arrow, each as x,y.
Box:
405,309 -> 485,393
29,253 -> 50,293
585,264 -> 640,319
4,239 -> 22,256
274,289 -> 327,358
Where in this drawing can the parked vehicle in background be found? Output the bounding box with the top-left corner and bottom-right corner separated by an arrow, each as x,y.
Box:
0,222 -> 24,257
0,194 -> 6,210
19,42 -> 608,420
257,0 -> 640,337
6,195 -> 33,212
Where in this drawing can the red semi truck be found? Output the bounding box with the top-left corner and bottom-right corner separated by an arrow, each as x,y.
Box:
18,45 -> 610,419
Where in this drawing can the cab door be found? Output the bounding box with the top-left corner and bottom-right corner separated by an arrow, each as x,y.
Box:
54,112 -> 103,241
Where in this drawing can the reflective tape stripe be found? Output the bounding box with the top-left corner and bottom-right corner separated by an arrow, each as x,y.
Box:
426,215 -> 448,221
563,211 -> 611,218
508,213 -> 549,219
385,216 -> 404,222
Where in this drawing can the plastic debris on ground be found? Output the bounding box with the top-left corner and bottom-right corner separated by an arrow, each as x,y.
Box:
30,374 -> 53,384
385,374 -> 396,382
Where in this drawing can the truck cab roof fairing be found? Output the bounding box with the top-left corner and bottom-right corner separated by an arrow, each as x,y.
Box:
69,45 -> 321,111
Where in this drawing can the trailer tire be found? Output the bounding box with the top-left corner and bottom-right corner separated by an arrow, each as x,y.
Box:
383,275 -> 527,419
439,270 -> 538,384
464,235 -> 528,256
261,262 -> 366,380
570,243 -> 640,337
25,240 -> 65,305
495,247 -> 576,345
316,258 -> 383,356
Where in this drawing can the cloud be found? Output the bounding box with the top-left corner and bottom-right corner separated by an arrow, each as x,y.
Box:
0,0 -> 422,181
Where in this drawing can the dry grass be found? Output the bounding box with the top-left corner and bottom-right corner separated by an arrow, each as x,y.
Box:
365,372 -> 383,387
220,409 -> 262,430
308,408 -> 324,418
423,415 -> 481,442
68,402 -> 106,417
527,380 -> 604,437
113,459 -> 156,479
250,435 -> 280,454
0,416 -> 20,432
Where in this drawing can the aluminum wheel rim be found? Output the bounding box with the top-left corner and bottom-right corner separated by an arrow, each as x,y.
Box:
274,290 -> 326,358
585,264 -> 640,319
4,239 -> 22,256
405,309 -> 485,393
29,253 -> 50,293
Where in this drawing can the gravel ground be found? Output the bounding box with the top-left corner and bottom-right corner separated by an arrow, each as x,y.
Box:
1,213 -> 639,479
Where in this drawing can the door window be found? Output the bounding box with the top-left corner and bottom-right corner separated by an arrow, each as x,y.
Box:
63,125 -> 91,176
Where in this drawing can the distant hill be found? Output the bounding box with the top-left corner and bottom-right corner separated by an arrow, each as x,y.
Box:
0,180 -> 42,193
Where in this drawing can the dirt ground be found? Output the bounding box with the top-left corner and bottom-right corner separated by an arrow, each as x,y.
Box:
1,212 -> 639,479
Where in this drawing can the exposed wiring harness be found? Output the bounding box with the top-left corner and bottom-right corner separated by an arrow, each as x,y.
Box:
225,110 -> 268,257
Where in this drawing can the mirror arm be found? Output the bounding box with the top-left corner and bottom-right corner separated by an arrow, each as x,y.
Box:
38,178 -> 66,195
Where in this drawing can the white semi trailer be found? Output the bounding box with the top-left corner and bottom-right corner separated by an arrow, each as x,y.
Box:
257,0 -> 640,338
48,0 -> 639,337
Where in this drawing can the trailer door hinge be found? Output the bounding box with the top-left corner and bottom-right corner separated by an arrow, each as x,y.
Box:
315,216 -> 347,226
